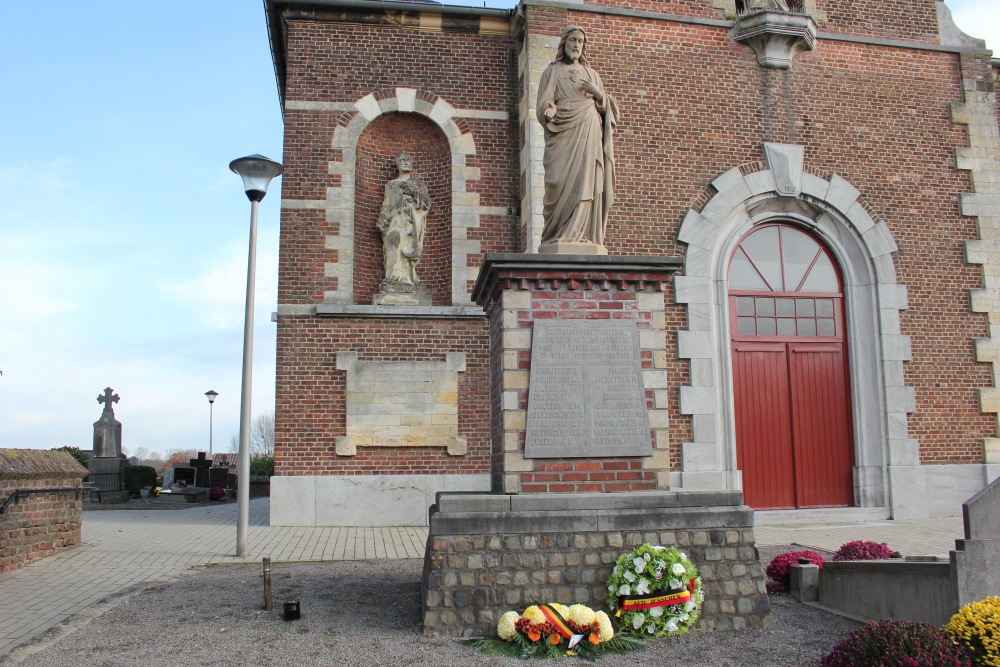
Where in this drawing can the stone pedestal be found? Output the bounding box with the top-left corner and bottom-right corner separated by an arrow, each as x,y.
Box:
418,254 -> 772,638
92,414 -> 122,459
421,490 -> 773,636
470,253 -> 683,494
374,281 -> 431,305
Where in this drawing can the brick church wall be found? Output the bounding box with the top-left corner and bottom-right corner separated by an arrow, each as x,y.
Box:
271,0 -> 994,486
520,1 -> 992,467
274,15 -> 518,478
274,317 -> 491,476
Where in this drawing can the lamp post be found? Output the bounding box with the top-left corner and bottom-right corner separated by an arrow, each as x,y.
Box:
230,154 -> 282,558
205,390 -> 218,457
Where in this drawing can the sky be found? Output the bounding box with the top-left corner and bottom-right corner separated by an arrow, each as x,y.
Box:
1,1 -> 996,458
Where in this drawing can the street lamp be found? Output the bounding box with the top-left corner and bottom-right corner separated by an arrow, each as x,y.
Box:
205,390 -> 218,457
230,154 -> 282,558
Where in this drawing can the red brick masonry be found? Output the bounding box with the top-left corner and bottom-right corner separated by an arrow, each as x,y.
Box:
0,449 -> 88,575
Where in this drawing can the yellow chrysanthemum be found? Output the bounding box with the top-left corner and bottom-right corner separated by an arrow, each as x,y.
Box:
550,603 -> 570,617
522,605 -> 547,625
497,611 -> 520,641
596,610 -> 615,642
567,604 -> 597,627
945,596 -> 1000,667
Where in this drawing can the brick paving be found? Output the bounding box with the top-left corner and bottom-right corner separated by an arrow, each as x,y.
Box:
0,498 -> 965,658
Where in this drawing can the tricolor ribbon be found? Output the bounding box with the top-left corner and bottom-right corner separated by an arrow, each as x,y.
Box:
616,578 -> 696,616
539,604 -> 574,639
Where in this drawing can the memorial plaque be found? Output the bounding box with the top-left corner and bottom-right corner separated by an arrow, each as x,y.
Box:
524,321 -> 652,458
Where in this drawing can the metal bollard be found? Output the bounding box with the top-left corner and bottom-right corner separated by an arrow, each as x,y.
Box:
263,556 -> 272,611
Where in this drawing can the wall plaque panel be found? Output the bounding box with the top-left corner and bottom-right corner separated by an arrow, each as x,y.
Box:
524,321 -> 651,458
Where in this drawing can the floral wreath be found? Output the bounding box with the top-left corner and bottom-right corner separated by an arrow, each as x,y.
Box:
606,543 -> 703,637
461,603 -> 644,659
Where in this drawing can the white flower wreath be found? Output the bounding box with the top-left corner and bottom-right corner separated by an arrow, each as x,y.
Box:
605,543 -> 704,637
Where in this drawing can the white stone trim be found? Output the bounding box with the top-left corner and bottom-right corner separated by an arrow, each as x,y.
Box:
518,34 -> 559,252
952,75 -> 1000,467
270,474 -> 491,526
673,143 -> 913,517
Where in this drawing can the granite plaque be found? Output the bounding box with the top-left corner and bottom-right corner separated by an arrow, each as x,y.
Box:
524,320 -> 652,458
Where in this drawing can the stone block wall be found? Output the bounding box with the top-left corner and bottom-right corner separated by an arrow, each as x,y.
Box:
0,449 -> 88,575
422,491 -> 772,637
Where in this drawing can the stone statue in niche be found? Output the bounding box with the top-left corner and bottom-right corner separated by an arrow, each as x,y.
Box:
375,152 -> 432,305
535,26 -> 620,255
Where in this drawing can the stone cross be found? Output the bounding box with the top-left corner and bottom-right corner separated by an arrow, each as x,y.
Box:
97,387 -> 119,415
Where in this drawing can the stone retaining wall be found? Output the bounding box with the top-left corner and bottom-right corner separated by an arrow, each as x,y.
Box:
0,449 -> 88,574
422,491 -> 772,636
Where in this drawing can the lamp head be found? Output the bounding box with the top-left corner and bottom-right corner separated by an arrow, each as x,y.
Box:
205,389 -> 219,404
229,154 -> 283,202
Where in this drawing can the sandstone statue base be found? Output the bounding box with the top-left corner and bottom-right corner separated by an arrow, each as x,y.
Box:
538,240 -> 608,255
374,281 -> 431,306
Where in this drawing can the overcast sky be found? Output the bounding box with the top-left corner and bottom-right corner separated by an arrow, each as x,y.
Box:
1,1 -> 995,457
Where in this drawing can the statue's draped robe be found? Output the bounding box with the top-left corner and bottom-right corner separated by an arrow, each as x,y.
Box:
536,60 -> 619,246
377,177 -> 428,286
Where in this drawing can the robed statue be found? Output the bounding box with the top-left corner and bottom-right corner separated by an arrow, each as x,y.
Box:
536,26 -> 620,253
375,152 -> 432,305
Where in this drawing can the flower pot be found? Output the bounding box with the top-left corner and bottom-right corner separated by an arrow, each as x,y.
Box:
139,488 -> 150,499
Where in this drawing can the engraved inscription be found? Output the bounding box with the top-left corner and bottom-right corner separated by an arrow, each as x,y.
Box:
524,321 -> 652,459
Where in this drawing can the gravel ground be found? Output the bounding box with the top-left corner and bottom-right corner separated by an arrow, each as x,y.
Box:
5,546 -> 859,667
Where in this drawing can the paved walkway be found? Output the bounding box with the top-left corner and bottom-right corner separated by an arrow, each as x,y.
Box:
0,499 -> 966,660
0,499 -> 426,659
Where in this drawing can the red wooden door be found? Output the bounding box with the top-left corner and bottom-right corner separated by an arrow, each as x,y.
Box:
733,342 -> 795,509
729,224 -> 854,509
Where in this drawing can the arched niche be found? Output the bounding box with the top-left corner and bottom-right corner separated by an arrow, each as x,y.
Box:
322,88 -> 481,306
354,113 -> 453,305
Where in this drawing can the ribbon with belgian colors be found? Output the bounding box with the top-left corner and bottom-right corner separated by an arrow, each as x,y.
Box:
539,604 -> 574,639
616,578 -> 696,616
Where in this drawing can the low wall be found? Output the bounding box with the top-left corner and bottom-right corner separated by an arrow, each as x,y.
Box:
817,560 -> 956,626
1,449 -> 89,575
422,491 -> 772,637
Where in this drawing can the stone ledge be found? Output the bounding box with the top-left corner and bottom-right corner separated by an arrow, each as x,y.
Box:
472,253 -> 683,306
315,304 -> 485,319
435,490 -> 744,513
429,495 -> 753,535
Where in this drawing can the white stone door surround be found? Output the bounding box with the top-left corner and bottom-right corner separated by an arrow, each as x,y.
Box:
673,142 -> 928,519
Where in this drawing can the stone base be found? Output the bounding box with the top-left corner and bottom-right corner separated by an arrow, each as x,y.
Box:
270,474 -> 491,526
155,487 -> 209,504
537,240 -> 608,255
374,282 -> 431,305
421,491 -> 772,637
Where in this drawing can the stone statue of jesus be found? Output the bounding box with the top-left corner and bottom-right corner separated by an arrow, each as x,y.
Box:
535,26 -> 620,254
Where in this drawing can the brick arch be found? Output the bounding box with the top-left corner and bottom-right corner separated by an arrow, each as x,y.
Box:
674,143 -> 916,519
323,88 -> 481,306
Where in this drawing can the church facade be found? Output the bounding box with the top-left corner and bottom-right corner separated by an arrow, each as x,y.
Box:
263,0 -> 1000,525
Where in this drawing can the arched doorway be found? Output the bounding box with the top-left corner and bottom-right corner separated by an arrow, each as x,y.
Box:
729,223 -> 855,509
